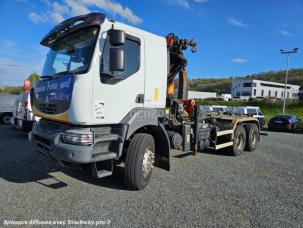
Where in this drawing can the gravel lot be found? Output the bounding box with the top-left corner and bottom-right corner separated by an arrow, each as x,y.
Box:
0,124 -> 303,227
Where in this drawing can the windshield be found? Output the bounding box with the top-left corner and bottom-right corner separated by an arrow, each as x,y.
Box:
213,107 -> 224,112
235,108 -> 245,114
41,26 -> 99,77
247,108 -> 257,115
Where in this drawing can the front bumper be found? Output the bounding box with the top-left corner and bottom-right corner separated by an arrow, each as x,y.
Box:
31,121 -> 120,165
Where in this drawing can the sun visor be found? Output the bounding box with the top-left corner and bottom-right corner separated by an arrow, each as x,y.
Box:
40,12 -> 105,47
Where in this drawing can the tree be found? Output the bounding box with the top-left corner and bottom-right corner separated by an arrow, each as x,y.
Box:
28,72 -> 40,87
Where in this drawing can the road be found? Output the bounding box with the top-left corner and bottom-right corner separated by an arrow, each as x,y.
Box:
0,124 -> 303,227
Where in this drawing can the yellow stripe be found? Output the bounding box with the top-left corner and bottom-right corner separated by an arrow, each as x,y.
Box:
32,105 -> 69,123
154,88 -> 159,101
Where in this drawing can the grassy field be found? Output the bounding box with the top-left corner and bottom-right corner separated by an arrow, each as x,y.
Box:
197,99 -> 303,122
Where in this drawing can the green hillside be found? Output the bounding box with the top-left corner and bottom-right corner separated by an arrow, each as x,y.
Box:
189,68 -> 303,94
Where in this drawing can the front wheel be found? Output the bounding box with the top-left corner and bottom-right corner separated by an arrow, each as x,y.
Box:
124,133 -> 155,190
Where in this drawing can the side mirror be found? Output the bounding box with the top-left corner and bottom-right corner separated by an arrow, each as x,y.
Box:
109,48 -> 125,72
108,29 -> 125,46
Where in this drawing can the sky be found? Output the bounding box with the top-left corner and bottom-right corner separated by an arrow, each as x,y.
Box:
0,0 -> 302,86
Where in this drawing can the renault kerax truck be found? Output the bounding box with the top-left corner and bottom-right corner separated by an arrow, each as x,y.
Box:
31,12 -> 260,190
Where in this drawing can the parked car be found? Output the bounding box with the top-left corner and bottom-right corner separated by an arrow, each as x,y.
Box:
200,105 -> 212,114
12,92 -> 40,131
234,106 -> 265,128
268,114 -> 302,132
212,105 -> 228,113
200,105 -> 228,114
0,94 -> 18,124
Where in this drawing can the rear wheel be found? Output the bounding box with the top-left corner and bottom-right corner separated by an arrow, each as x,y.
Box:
124,133 -> 155,190
245,123 -> 259,151
1,113 -> 12,124
228,124 -> 246,156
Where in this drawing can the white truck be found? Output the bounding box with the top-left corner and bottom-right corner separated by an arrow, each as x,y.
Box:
0,94 -> 18,124
31,13 -> 260,190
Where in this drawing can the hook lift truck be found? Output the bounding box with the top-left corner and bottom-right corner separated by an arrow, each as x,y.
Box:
30,13 -> 260,190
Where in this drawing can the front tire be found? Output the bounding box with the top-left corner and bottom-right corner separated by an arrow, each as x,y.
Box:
245,123 -> 259,151
228,124 -> 246,156
124,133 -> 155,190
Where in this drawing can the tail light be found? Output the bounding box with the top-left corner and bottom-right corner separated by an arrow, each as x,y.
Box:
287,119 -> 292,125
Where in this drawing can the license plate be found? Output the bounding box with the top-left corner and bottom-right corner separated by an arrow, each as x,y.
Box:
275,120 -> 283,124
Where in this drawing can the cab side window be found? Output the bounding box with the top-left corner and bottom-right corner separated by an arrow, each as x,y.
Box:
100,35 -> 140,83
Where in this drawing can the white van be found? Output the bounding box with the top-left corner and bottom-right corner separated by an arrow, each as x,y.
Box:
234,106 -> 265,127
0,94 -> 18,124
200,105 -> 228,114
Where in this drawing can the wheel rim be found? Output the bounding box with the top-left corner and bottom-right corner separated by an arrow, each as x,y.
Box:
3,116 -> 11,124
142,147 -> 154,178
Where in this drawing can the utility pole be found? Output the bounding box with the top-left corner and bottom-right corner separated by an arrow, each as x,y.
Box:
280,48 -> 299,114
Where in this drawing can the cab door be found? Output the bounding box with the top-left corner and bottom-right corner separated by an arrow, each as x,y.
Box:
91,24 -> 145,124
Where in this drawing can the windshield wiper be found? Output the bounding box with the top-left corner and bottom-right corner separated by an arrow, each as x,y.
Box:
56,71 -> 74,76
40,75 -> 54,80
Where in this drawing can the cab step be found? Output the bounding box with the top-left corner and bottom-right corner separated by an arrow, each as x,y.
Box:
91,159 -> 113,178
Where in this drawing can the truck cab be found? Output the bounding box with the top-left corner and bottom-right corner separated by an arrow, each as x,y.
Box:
31,13 -> 170,189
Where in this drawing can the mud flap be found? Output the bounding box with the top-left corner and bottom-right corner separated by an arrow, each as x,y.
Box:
151,123 -> 171,171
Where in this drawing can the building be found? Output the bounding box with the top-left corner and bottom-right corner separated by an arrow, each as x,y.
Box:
187,91 -> 217,100
217,94 -> 232,101
231,79 -> 300,100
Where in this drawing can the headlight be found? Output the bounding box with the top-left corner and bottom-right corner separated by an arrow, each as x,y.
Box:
62,131 -> 94,145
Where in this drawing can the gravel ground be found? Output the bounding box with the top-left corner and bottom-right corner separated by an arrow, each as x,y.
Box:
0,124 -> 303,227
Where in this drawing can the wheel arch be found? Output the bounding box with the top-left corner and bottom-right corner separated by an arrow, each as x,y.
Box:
120,108 -> 170,171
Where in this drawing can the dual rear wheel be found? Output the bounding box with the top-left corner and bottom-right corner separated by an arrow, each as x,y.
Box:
229,123 -> 259,156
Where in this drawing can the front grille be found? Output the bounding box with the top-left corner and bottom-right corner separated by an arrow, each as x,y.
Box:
38,103 -> 58,114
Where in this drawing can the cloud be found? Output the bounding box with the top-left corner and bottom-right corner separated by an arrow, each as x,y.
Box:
28,12 -> 49,23
193,0 -> 208,3
28,0 -> 143,25
277,29 -> 292,37
166,0 -> 190,9
82,0 -> 143,24
231,58 -> 247,64
66,0 -> 90,16
50,12 -> 65,23
227,17 -> 248,28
